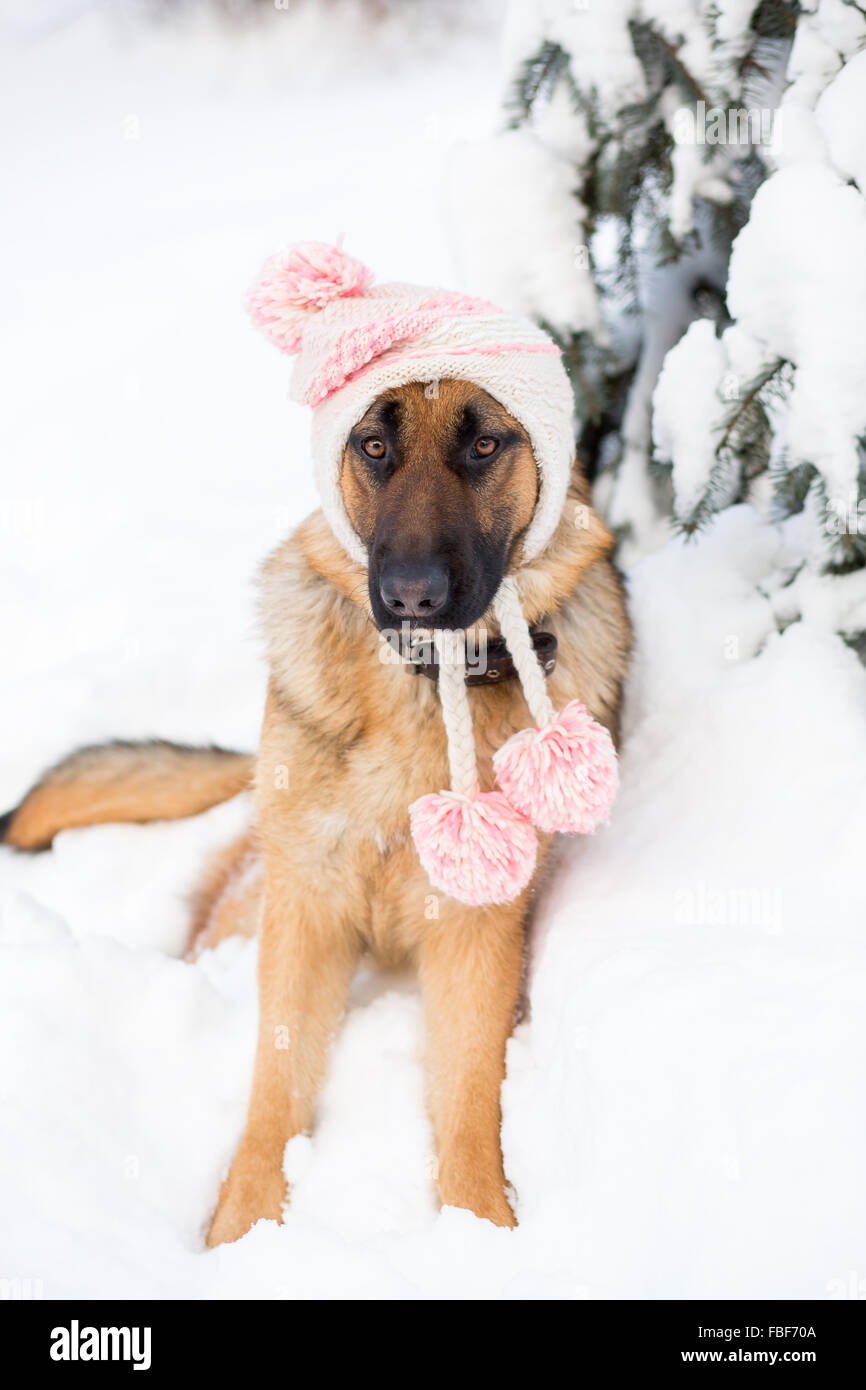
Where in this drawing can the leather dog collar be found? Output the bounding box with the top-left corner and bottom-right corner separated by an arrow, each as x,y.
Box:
409,629 -> 557,688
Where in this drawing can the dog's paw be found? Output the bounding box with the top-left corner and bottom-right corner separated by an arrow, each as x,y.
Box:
437,1162 -> 517,1230
206,1152 -> 286,1248
473,1191 -> 517,1230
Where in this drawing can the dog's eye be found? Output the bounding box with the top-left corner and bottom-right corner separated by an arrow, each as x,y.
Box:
473,437 -> 499,459
363,438 -> 386,460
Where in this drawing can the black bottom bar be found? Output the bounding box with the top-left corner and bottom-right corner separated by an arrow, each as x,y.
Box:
3,1297 -> 860,1373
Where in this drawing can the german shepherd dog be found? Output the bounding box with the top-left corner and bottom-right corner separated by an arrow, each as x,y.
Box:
1,379 -> 631,1244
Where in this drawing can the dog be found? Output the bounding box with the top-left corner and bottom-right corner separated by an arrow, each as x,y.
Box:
1,376 -> 630,1244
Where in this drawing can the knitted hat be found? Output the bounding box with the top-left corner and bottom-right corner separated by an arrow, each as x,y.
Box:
249,241 -> 618,906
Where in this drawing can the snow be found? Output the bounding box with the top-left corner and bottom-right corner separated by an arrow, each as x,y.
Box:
651,317 -> 787,528
652,317 -> 732,519
727,162 -> 866,507
2,3 -> 866,1301
603,202 -> 729,558
447,129 -> 603,337
815,48 -> 866,192
666,103 -> 736,242
785,0 -> 866,109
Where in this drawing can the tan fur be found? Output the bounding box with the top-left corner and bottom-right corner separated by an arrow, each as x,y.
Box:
4,380 -> 631,1245
186,832 -> 261,959
2,742 -> 252,851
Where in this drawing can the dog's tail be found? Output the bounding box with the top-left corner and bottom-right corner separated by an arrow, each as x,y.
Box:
0,740 -> 253,851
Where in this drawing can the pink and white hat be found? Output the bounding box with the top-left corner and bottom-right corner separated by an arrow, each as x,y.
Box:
249,241 -> 618,906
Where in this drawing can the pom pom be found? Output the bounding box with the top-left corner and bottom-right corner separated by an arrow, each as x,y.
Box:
247,241 -> 373,353
409,790 -> 537,907
493,699 -> 618,835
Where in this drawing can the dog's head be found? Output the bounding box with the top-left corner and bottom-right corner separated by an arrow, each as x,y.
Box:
339,379 -> 539,631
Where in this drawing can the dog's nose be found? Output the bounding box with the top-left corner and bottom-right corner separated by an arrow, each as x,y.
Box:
379,560 -> 449,619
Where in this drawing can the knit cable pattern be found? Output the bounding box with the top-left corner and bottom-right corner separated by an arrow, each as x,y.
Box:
434,629 -> 480,799
494,577 -> 556,729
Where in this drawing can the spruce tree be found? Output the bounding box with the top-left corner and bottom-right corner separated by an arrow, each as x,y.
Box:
451,0 -> 866,644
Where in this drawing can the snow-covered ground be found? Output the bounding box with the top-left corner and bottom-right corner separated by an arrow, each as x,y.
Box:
1,3 -> 865,1300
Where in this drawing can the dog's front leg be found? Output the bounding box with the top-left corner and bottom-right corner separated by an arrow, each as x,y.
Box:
206,872 -> 359,1248
418,902 -> 525,1229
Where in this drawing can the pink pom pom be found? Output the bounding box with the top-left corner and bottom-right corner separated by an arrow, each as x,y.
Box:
493,699 -> 618,835
247,241 -> 373,353
409,790 -> 537,907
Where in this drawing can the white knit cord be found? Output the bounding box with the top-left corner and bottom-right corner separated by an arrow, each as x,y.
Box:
434,628 -> 480,799
493,576 -> 556,729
